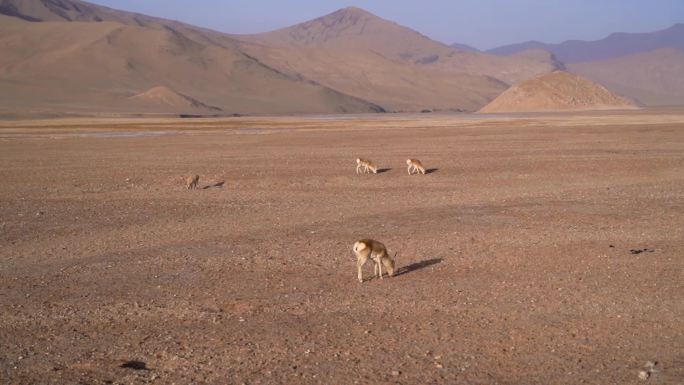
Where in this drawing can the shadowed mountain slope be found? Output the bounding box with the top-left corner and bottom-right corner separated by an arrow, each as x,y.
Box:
0,6 -> 384,115
127,86 -> 223,113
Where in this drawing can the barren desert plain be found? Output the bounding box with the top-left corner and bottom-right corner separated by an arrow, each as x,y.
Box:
1,110 -> 683,384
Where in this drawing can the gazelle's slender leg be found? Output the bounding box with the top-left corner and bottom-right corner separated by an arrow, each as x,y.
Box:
357,256 -> 368,282
376,257 -> 383,279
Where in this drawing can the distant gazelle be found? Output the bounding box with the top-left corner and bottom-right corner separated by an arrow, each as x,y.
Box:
406,159 -> 426,175
356,158 -> 378,174
353,239 -> 396,282
186,175 -> 200,189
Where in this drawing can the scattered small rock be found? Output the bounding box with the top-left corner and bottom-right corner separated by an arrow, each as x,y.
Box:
119,361 -> 148,371
391,370 -> 401,376
638,370 -> 649,380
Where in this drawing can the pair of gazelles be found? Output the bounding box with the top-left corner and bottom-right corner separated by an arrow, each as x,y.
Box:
356,158 -> 427,175
187,158 -> 426,188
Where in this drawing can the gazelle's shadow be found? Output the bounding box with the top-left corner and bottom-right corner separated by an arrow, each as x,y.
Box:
393,258 -> 443,277
203,181 -> 225,189
376,168 -> 392,174
425,168 -> 439,174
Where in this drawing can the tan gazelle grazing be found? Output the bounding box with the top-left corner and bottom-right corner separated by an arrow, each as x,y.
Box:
406,159 -> 426,175
356,158 -> 378,174
353,239 -> 396,282
186,175 -> 200,189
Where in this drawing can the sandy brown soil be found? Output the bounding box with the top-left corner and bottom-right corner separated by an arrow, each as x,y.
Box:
1,111 -> 683,384
479,71 -> 637,113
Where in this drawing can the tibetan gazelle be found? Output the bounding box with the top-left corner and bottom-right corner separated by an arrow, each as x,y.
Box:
356,158 -> 378,174
406,159 -> 426,175
353,239 -> 396,282
186,175 -> 200,189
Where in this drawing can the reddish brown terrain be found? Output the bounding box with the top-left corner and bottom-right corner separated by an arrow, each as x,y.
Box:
1,111 -> 683,384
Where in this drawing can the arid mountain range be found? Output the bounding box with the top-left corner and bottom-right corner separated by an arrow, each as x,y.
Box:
0,1 -> 386,115
0,0 -> 682,115
236,7 -> 561,112
487,24 -> 684,63
568,48 -> 684,106
484,24 -> 684,107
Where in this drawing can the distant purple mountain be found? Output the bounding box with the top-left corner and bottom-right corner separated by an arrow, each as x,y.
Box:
487,23 -> 684,63
449,42 -> 480,52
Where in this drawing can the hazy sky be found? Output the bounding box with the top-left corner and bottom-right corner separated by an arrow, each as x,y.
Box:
89,0 -> 684,50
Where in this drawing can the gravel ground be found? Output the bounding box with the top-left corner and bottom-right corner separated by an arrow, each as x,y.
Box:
1,112 -> 683,384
